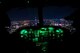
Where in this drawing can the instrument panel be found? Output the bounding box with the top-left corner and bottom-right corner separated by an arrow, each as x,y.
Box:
14,26 -> 65,43
11,26 -> 70,52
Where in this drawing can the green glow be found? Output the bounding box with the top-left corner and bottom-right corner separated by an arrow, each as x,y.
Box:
56,30 -> 60,33
34,30 -> 40,37
42,47 -> 46,51
56,29 -> 64,38
48,27 -> 54,30
42,42 -> 48,45
34,30 -> 37,37
39,30 -> 43,33
48,27 -> 54,33
20,27 -> 64,42
39,28 -> 48,36
59,29 -> 63,33
36,30 -> 39,37
32,38 -> 38,42
39,27 -> 48,36
41,42 -> 48,52
41,28 -> 47,31
39,30 -> 45,35
20,29 -> 28,37
20,29 -> 27,34
39,30 -> 47,36
56,29 -> 63,34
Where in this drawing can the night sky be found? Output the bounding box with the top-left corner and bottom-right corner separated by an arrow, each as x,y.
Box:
7,6 -> 77,21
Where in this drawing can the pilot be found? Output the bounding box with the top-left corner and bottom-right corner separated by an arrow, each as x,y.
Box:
64,8 -> 80,51
0,10 -> 11,53
0,10 -> 11,33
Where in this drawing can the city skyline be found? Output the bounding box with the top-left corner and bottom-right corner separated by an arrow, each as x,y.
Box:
9,18 -> 72,34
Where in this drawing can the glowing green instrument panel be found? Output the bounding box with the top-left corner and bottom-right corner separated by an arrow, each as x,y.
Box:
20,27 -> 64,42
19,26 -> 64,53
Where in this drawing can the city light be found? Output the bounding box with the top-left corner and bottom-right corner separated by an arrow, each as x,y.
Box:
9,18 -> 72,34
